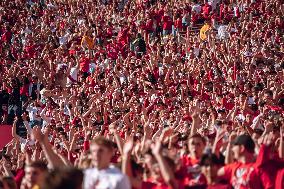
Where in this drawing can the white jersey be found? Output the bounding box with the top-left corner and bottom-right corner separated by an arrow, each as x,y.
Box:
217,24 -> 229,40
26,106 -> 42,122
67,67 -> 78,85
83,165 -> 131,189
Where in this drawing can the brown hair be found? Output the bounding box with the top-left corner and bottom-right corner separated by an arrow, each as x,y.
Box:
27,161 -> 48,171
42,168 -> 83,189
90,136 -> 115,150
188,134 -> 207,145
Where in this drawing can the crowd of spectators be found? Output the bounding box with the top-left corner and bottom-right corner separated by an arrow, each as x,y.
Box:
0,0 -> 284,188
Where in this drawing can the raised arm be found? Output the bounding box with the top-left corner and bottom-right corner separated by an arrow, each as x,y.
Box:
12,118 -> 20,141
40,106 -> 50,124
225,132 -> 237,164
122,138 -> 142,189
33,126 -> 66,169
190,104 -> 202,136
109,120 -> 124,155
151,140 -> 179,189
2,157 -> 13,177
22,114 -> 32,135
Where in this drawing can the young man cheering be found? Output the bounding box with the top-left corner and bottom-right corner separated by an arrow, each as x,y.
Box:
84,137 -> 131,189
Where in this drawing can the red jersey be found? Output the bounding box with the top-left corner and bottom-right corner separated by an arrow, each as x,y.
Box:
224,162 -> 263,189
142,180 -> 171,189
177,155 -> 206,187
162,15 -> 172,30
79,57 -> 90,73
276,168 -> 284,189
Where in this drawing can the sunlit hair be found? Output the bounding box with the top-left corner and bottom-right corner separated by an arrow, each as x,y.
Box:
188,134 -> 206,145
90,136 -> 115,150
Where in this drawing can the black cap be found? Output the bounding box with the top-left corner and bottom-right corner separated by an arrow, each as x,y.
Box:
232,134 -> 255,153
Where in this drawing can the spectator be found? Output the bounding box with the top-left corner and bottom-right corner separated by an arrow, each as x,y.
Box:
21,161 -> 48,189
0,0 -> 283,189
217,134 -> 274,189
84,137 -> 131,189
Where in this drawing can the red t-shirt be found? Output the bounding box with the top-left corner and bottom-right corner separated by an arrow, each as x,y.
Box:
106,43 -> 119,60
25,44 -> 36,58
20,83 -> 30,96
207,183 -> 231,189
255,145 -> 284,189
14,168 -> 25,189
174,18 -> 182,30
142,180 -> 171,189
79,57 -> 90,73
222,162 -> 272,189
222,97 -> 234,110
68,151 -> 79,163
162,15 -> 172,30
177,155 -> 206,187
145,19 -> 154,32
202,3 -> 212,19
1,30 -> 12,42
276,168 -> 284,189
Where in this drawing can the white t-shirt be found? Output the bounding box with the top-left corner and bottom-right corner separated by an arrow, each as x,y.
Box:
21,27 -> 32,35
67,67 -> 78,85
83,165 -> 131,189
59,35 -> 68,45
192,4 -> 201,14
26,106 -> 42,122
217,25 -> 229,39
19,136 -> 35,153
208,0 -> 220,10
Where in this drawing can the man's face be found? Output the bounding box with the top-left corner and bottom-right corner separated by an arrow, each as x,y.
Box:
188,137 -> 205,159
245,114 -> 252,122
90,144 -> 113,169
218,111 -> 226,119
25,167 -> 45,187
264,93 -> 272,102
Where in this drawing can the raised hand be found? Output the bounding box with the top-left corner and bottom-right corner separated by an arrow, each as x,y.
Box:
151,140 -> 162,156
84,126 -> 92,140
33,126 -> 45,142
264,120 -> 274,134
144,120 -> 153,137
261,132 -> 274,146
228,131 -> 237,143
123,137 -> 134,155
189,104 -> 201,120
212,128 -> 227,154
160,127 -> 174,141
